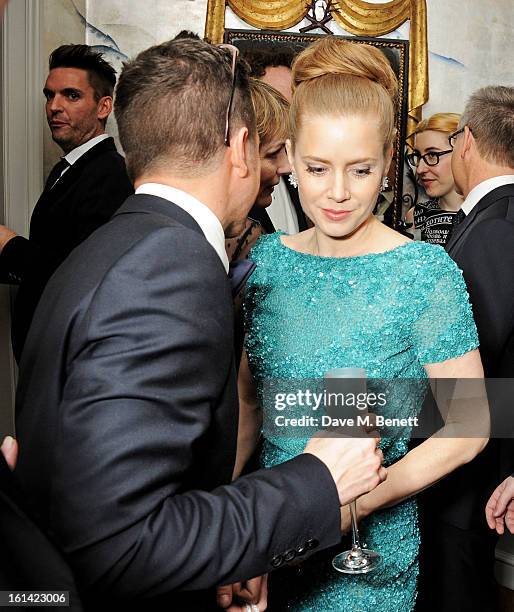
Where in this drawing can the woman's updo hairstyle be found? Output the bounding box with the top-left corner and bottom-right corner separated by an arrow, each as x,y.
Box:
290,37 -> 398,152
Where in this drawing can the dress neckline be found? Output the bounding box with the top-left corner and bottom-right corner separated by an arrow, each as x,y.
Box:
276,231 -> 416,262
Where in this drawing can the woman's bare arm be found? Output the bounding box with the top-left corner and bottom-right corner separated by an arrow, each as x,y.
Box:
233,350 -> 263,479
352,349 -> 489,523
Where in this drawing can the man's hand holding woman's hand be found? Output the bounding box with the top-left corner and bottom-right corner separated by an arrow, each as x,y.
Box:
304,433 -> 386,507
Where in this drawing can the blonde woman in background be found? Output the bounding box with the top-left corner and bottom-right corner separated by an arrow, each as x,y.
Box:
405,113 -> 464,245
237,38 -> 487,611
226,78 -> 291,367
225,78 -> 291,264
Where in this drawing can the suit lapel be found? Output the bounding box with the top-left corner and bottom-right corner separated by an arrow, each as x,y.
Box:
47,137 -> 117,200
445,204 -> 479,254
30,138 -> 118,238
446,184 -> 514,254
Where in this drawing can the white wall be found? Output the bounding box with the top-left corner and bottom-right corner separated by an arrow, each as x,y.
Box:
1,0 -> 43,437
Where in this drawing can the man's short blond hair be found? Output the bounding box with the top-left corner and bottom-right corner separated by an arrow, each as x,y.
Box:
114,38 -> 256,181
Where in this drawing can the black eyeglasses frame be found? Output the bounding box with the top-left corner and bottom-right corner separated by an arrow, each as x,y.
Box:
448,127 -> 466,149
406,148 -> 453,168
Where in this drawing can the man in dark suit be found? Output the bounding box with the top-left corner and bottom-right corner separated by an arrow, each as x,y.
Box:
13,38 -> 385,610
0,44 -> 133,362
417,85 -> 514,612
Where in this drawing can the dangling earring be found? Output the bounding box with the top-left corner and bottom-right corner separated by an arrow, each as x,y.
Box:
288,171 -> 298,188
381,177 -> 389,192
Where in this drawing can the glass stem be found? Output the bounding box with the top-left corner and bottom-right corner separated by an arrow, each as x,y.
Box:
350,500 -> 362,552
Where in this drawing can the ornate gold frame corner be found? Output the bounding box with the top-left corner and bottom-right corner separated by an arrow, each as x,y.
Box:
205,0 -> 428,135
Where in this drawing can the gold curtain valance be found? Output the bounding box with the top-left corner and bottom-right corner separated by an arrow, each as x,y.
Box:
333,0 -> 410,37
229,0 -> 308,30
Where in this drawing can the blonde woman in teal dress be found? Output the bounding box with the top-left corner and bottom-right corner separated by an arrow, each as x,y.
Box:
235,37 -> 489,611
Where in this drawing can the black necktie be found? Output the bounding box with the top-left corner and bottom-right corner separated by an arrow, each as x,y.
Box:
453,209 -> 466,226
44,158 -> 70,191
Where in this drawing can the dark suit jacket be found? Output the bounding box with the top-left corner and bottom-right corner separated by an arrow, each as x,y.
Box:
446,183 -> 514,377
420,183 -> 514,530
0,456 -> 83,610
14,194 -> 341,610
0,136 -> 133,362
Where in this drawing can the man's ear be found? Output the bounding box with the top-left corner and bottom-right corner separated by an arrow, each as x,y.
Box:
230,126 -> 254,178
461,125 -> 474,159
97,96 -> 113,122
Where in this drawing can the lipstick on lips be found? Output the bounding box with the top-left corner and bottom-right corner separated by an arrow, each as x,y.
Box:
322,208 -> 351,221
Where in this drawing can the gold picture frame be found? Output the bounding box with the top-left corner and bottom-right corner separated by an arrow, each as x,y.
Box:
205,0 -> 427,135
228,29 -> 409,227
205,0 -> 428,229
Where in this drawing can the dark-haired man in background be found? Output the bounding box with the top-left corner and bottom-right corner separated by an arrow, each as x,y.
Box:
0,44 -> 133,362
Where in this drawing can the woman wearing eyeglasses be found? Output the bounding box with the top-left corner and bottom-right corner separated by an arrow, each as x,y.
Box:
405,113 -> 464,245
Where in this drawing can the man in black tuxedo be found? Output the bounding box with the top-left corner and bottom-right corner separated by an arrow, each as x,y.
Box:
0,44 -> 133,362
13,38 -> 385,611
417,85 -> 514,612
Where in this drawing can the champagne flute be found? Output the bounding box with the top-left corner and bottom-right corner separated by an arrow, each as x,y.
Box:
324,367 -> 382,574
332,498 -> 382,574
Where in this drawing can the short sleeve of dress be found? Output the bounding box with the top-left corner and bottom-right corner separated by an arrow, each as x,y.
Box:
411,244 -> 479,364
243,233 -> 276,339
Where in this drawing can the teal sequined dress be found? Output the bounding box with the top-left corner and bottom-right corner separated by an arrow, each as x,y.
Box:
244,232 -> 479,612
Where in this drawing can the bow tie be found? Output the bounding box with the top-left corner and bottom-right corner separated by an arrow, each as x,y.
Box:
228,259 -> 256,297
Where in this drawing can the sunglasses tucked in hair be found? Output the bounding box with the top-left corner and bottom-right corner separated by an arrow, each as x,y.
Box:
218,44 -> 239,146
114,38 -> 256,182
